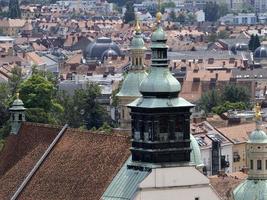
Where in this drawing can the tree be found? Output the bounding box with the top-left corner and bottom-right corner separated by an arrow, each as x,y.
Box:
204,2 -> 228,22
169,10 -> 176,22
8,0 -> 21,19
204,2 -> 219,22
57,83 -> 109,129
199,89 -> 221,113
248,34 -> 261,52
177,13 -> 186,24
161,1 -> 176,13
8,66 -> 23,96
221,84 -> 250,104
123,0 -> 135,24
0,83 -> 11,128
19,74 -> 63,124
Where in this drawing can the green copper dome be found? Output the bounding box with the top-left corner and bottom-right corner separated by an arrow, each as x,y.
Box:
9,98 -> 26,111
131,34 -> 146,50
233,180 -> 267,200
248,129 -> 267,143
190,134 -> 204,167
151,26 -> 166,42
116,72 -> 147,97
140,67 -> 181,94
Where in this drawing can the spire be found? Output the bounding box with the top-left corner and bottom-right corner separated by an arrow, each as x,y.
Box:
255,103 -> 262,130
16,92 -> 19,100
135,14 -> 141,34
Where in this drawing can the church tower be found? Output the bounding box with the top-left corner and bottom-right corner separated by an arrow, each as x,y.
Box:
233,104 -> 267,200
116,19 -> 147,130
128,11 -> 194,164
9,93 -> 26,135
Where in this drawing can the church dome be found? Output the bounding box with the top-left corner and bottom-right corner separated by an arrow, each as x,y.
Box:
131,35 -> 146,50
84,37 -> 121,61
151,26 -> 166,42
116,72 -> 148,97
190,134 -> 204,167
254,46 -> 267,59
248,129 -> 267,143
9,94 -> 26,112
139,67 -> 181,94
101,48 -> 118,60
233,180 -> 267,200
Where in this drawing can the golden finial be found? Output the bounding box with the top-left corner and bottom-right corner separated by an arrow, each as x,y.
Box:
156,0 -> 162,23
135,13 -> 141,33
255,103 -> 262,121
16,92 -> 20,100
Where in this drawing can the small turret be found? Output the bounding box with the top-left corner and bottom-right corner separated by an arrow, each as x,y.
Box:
9,93 -> 26,135
233,103 -> 267,200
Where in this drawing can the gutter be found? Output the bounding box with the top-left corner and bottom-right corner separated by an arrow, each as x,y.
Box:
11,124 -> 68,200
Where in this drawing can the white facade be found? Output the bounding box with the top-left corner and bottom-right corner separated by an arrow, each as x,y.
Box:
195,10 -> 205,22
220,13 -> 257,25
135,166 -> 221,200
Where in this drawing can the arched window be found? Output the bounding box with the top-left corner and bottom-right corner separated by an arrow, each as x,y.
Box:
19,114 -> 22,121
136,58 -> 138,66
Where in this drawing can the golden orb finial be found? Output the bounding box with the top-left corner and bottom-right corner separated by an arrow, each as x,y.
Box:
156,0 -> 162,23
255,103 -> 262,121
16,92 -> 20,100
135,14 -> 141,33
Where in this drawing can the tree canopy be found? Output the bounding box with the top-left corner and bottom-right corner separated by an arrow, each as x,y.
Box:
248,34 -> 261,52
199,84 -> 251,113
123,0 -> 135,23
204,2 -> 228,22
8,0 -> 21,19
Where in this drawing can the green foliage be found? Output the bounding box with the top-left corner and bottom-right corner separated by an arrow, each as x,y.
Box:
0,139 -> 5,152
199,89 -> 220,113
8,66 -> 23,96
199,84 -> 251,113
208,30 -> 230,42
177,13 -> 186,24
97,122 -> 113,134
241,2 -> 255,13
0,83 -> 11,129
8,0 -> 21,19
249,34 -> 261,52
19,75 -> 54,110
0,121 -> 11,139
221,84 -> 250,104
161,2 -> 176,13
123,0 -> 135,24
204,2 -> 228,22
57,83 -> 109,129
212,101 -> 247,115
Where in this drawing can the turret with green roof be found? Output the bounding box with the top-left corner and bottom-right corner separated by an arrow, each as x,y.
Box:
128,10 -> 195,165
116,18 -> 148,130
9,93 -> 26,135
233,104 -> 267,200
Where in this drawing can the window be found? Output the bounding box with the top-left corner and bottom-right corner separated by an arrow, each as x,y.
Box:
257,160 -> 262,170
19,114 -> 22,121
195,198 -> 199,200
250,160 -> 254,170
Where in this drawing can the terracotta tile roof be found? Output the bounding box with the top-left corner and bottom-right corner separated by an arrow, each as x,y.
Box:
217,123 -> 266,144
209,172 -> 247,200
0,122 -> 130,200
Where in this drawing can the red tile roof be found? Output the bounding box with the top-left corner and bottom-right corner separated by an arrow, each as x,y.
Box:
0,122 -> 130,200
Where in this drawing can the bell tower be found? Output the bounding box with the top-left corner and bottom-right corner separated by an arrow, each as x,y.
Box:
116,17 -> 147,130
128,11 -> 194,164
9,93 -> 26,135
